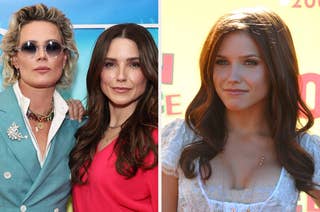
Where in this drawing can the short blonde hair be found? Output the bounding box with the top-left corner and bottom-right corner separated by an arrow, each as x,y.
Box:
1,3 -> 79,88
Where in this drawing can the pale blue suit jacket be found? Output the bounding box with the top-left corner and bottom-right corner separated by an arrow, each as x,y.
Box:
0,86 -> 79,212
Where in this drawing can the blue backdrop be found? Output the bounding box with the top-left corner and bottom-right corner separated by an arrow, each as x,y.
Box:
0,0 -> 158,103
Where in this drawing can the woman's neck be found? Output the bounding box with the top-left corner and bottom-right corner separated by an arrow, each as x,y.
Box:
19,81 -> 55,115
226,106 -> 270,137
108,101 -> 137,127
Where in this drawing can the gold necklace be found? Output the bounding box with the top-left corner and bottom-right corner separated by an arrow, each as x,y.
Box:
108,124 -> 122,129
27,100 -> 54,132
246,155 -> 265,212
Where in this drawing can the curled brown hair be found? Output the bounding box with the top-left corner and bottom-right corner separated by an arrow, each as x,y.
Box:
70,23 -> 158,184
180,8 -> 316,194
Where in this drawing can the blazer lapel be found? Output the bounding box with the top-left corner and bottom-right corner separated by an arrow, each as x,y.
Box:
0,87 -> 41,181
22,119 -> 76,201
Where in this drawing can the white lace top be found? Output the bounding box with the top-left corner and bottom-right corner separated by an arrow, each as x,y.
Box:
161,119 -> 320,212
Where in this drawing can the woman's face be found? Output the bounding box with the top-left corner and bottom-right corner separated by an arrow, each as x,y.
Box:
100,37 -> 147,109
12,21 -> 67,90
213,31 -> 269,112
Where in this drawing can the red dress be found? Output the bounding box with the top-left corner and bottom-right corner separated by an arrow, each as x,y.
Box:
72,129 -> 158,212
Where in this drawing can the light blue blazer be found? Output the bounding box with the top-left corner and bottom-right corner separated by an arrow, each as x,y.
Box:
0,86 -> 79,212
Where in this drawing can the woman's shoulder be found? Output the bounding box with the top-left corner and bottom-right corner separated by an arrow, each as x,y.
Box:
162,119 -> 196,141
299,132 -> 320,187
162,118 -> 199,150
298,132 -> 320,155
161,119 -> 199,175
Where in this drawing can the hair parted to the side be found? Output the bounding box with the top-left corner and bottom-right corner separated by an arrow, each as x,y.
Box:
69,23 -> 158,184
180,8 -> 316,194
0,3 -> 79,88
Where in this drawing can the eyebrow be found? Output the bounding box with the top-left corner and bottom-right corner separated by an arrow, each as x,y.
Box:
216,54 -> 261,58
104,57 -> 140,61
20,39 -> 61,44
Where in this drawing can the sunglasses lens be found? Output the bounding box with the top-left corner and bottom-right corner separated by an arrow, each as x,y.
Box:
20,41 -> 37,54
17,40 -> 64,57
46,41 -> 63,57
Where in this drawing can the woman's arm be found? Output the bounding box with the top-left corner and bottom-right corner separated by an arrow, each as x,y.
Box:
162,172 -> 178,212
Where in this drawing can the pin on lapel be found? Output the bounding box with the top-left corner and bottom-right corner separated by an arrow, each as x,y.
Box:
7,122 -> 28,141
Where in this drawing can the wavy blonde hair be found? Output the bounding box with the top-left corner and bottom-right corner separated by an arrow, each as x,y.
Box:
1,3 -> 79,88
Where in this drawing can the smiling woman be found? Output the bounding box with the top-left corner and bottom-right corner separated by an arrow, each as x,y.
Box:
162,7 -> 320,212
100,37 -> 147,109
69,23 -> 158,212
213,31 -> 269,112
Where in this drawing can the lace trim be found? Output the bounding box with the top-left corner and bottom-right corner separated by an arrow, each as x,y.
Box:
162,164 -> 179,177
197,167 -> 286,205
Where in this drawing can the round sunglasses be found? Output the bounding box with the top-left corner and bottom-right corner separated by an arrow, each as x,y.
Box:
15,40 -> 67,58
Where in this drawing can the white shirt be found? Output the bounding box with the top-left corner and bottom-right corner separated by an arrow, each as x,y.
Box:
162,119 -> 320,212
13,82 -> 69,167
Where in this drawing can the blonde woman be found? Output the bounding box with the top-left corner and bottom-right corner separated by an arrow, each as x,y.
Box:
0,4 -> 82,212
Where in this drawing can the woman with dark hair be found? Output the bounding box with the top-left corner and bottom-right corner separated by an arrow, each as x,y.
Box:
162,8 -> 320,211
70,23 -> 158,211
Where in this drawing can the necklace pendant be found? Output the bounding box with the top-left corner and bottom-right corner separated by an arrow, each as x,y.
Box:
36,122 -> 43,131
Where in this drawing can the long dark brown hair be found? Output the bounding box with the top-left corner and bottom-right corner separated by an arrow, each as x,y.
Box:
180,8 -> 316,194
70,23 -> 158,184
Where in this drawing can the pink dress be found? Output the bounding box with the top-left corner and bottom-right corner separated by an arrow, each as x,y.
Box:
72,129 -> 158,212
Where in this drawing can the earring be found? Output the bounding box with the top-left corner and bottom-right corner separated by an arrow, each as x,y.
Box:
14,68 -> 20,79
